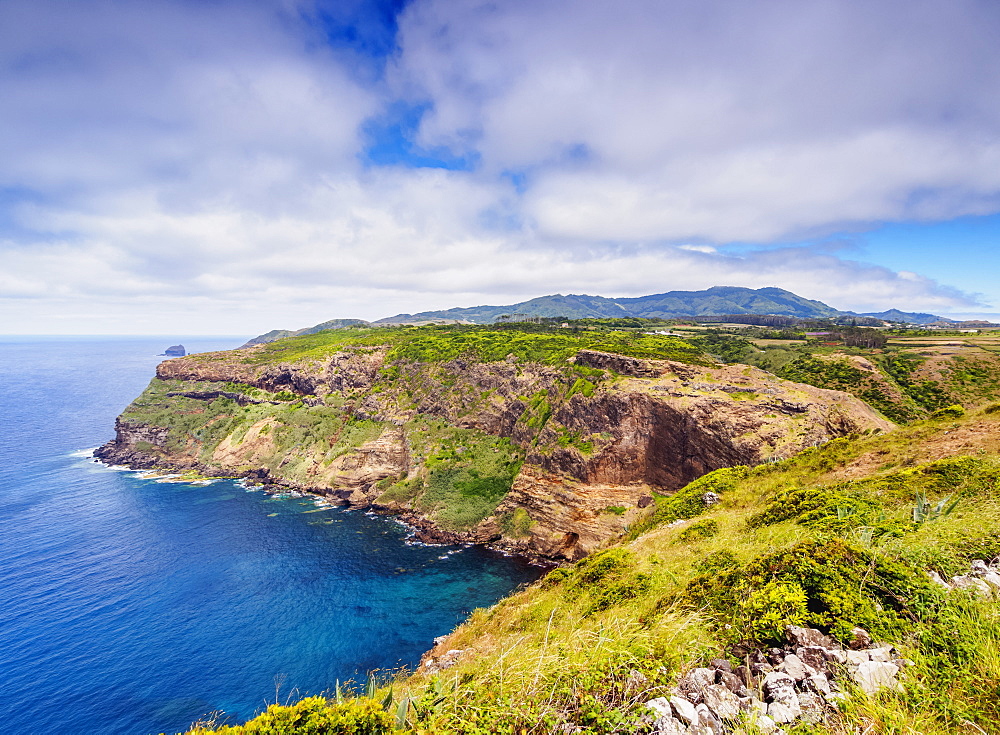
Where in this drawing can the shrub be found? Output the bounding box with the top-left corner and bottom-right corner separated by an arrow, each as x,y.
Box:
686,538 -> 939,644
499,507 -> 534,538
931,404 -> 966,419
192,696 -> 393,734
676,519 -> 719,543
740,580 -> 809,643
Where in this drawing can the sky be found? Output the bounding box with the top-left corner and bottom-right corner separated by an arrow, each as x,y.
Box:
2,0 -> 999,335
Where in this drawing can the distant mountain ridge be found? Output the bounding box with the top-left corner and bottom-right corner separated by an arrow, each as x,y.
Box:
375,286 -> 844,324
243,286 -> 949,346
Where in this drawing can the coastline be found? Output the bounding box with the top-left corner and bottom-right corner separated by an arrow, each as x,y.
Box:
91,448 -> 556,568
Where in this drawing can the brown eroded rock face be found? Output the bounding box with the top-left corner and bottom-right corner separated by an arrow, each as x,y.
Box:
468,353 -> 894,560
98,347 -> 894,562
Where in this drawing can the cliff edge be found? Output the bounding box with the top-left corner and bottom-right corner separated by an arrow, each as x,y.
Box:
97,326 -> 892,560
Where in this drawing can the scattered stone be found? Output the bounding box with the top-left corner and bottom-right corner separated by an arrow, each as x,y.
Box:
652,716 -> 688,735
844,649 -> 870,667
795,646 -> 828,673
646,697 -> 673,719
702,684 -> 742,720
750,662 -> 774,677
695,703 -> 724,734
762,672 -> 797,707
710,658 -> 732,673
927,570 -> 951,590
753,714 -> 778,733
852,661 -> 903,695
848,627 -> 873,650
868,646 -> 894,663
822,648 -> 847,665
778,653 -> 814,682
676,668 -> 715,703
796,691 -> 825,724
670,695 -> 698,726
701,491 -> 721,506
824,691 -> 849,708
767,700 -> 801,724
983,571 -> 1000,589
951,575 -> 993,597
718,671 -> 747,696
786,625 -> 838,650
804,673 -> 832,696
627,669 -> 649,691
734,665 -> 755,688
971,559 -> 990,576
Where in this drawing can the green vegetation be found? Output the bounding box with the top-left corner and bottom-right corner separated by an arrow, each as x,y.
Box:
376,418 -> 524,531
188,696 -> 394,734
243,323 -> 707,368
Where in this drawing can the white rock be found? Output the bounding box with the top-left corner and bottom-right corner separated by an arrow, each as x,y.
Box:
695,703 -> 723,735
796,691 -> 825,723
951,575 -> 993,597
844,649 -> 870,667
852,661 -> 902,695
702,684 -> 741,720
762,672 -> 797,706
805,672 -> 832,695
646,697 -> 673,719
652,715 -> 689,735
670,694 -> 698,726
785,625 -> 839,650
971,559 -> 990,576
848,626 -> 873,649
754,714 -> 778,733
983,571 -> 1000,589
868,646 -> 893,663
824,691 -> 849,708
767,700 -> 801,724
823,648 -> 847,665
778,653 -> 814,681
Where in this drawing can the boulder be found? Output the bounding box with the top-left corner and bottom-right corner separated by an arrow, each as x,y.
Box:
847,627 -> 873,650
786,625 -> 839,650
767,700 -> 801,724
762,671 -> 797,706
670,695 -> 698,726
701,684 -> 741,720
778,653 -> 814,682
852,661 -> 903,695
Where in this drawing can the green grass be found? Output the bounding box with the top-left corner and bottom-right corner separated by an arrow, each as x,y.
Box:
240,323 -> 709,369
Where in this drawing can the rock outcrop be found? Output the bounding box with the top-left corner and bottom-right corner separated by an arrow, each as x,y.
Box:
641,625 -> 912,734
97,345 -> 894,561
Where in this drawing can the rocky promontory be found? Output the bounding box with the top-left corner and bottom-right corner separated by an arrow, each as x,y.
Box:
97,326 -> 893,561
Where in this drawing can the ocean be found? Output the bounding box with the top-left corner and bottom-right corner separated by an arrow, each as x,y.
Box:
0,337 -> 541,735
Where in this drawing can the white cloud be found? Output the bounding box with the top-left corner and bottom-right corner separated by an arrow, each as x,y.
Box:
395,0 -> 1000,241
1,0 -> 999,333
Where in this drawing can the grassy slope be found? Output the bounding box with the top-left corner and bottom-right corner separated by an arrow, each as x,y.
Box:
188,404 -> 1000,734
373,406 -> 1000,735
683,330 -> 1000,424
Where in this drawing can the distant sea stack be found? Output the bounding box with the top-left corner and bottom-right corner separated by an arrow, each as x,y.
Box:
162,345 -> 186,357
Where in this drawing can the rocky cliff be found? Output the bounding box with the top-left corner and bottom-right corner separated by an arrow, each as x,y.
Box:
97,327 -> 893,560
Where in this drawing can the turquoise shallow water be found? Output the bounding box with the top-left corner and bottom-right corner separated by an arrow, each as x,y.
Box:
0,337 -> 541,734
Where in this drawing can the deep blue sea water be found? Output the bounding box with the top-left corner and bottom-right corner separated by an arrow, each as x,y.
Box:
0,337 -> 541,735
